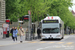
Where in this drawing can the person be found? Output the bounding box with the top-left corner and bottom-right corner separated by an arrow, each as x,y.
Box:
31,28 -> 34,39
13,27 -> 18,41
10,27 -> 14,40
69,30 -> 70,35
37,27 -> 41,39
18,26 -> 24,43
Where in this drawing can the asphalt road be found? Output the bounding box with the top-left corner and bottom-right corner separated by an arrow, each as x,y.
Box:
0,34 -> 75,50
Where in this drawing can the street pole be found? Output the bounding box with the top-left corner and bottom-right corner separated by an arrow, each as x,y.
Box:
28,15 -> 30,40
28,10 -> 32,41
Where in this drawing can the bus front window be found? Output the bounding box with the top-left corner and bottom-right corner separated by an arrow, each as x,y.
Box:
43,28 -> 59,33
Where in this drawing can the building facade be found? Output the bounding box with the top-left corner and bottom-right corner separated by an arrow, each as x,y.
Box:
72,10 -> 75,17
0,0 -> 5,27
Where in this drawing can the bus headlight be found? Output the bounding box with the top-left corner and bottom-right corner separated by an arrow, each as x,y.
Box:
41,35 -> 45,37
56,35 -> 61,37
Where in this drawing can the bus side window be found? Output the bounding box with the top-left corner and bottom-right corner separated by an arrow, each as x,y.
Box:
60,24 -> 62,27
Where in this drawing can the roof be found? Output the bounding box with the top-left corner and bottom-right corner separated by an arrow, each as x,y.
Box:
71,10 -> 75,14
41,16 -> 62,22
44,16 -> 61,20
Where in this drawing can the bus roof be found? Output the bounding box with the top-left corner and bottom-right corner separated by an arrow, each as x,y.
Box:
44,16 -> 61,20
41,16 -> 63,23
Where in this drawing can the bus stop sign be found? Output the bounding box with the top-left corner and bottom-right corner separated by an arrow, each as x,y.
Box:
2,23 -> 8,34
28,10 -> 31,15
2,23 -> 8,28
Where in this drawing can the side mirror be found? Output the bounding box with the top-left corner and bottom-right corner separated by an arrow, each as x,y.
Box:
60,24 -> 62,27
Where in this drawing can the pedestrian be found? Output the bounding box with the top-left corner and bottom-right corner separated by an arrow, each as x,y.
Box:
69,30 -> 70,35
31,28 -> 34,39
10,27 -> 14,40
13,27 -> 18,41
18,26 -> 24,43
37,27 -> 41,39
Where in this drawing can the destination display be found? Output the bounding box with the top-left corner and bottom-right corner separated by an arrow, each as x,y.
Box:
43,20 -> 58,23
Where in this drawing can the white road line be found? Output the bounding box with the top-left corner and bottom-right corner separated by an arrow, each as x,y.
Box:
36,46 -> 55,50
36,44 -> 75,50
36,48 -> 43,50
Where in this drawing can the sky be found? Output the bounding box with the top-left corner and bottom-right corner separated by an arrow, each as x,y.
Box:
69,0 -> 75,11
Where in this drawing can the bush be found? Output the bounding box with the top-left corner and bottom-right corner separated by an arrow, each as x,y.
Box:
9,33 -> 19,36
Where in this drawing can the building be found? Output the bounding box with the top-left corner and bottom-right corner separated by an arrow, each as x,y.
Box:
71,10 -> 75,17
0,0 -> 5,27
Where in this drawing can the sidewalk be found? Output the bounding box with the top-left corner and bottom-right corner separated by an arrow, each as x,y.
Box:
0,33 -> 38,47
0,35 -> 28,47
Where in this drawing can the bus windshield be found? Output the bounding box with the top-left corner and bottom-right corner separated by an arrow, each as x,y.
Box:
43,28 -> 59,33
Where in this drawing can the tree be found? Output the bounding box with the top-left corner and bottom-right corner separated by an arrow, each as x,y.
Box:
6,0 -> 21,22
6,0 -> 75,29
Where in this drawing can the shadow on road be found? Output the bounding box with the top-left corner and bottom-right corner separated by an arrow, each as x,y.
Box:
41,39 -> 62,41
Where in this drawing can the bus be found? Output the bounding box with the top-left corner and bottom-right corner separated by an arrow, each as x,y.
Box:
40,16 -> 64,40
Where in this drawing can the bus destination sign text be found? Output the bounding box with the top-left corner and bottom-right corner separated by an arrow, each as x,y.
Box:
43,20 -> 58,23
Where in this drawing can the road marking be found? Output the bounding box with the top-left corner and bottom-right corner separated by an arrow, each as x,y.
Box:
36,46 -> 52,50
36,45 -> 61,50
66,42 -> 73,45
29,41 -> 37,43
39,42 -> 46,43
36,44 -> 75,50
49,42 -> 55,43
36,48 -> 43,50
57,42 -> 64,44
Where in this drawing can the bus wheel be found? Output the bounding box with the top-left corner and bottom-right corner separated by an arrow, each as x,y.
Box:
40,39 -> 44,41
61,37 -> 64,39
59,38 -> 61,40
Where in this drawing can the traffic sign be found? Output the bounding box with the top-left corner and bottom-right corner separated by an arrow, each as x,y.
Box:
2,23 -> 8,28
6,19 -> 10,22
28,10 -> 31,15
3,28 -> 7,34
22,15 -> 29,20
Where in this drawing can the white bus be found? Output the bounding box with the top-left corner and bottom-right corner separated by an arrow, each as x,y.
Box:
40,16 -> 64,40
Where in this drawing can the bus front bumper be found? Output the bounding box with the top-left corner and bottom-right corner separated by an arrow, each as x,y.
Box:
41,35 -> 62,39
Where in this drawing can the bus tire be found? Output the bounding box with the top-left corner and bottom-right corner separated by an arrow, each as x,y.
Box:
61,37 -> 64,39
59,38 -> 61,40
41,39 -> 44,41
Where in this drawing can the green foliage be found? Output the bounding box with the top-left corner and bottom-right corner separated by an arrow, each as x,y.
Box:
9,33 -> 19,36
6,0 -> 75,29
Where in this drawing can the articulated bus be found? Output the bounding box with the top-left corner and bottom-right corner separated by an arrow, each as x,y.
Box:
40,16 -> 64,40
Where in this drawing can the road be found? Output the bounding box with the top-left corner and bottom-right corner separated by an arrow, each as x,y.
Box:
0,34 -> 75,50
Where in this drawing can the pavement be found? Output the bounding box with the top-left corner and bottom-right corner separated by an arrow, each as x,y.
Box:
0,33 -> 74,47
0,34 -> 28,46
0,34 -> 75,50
0,27 -> 38,47
0,31 -> 38,47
